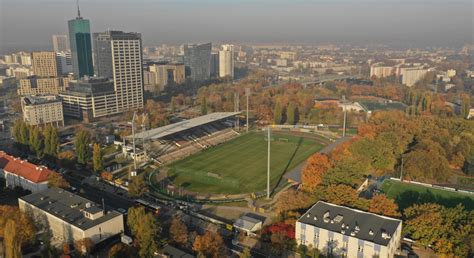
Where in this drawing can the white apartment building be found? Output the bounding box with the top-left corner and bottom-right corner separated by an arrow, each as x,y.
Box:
401,68 -> 429,87
0,151 -> 52,193
370,66 -> 395,78
296,201 -> 402,258
21,95 -> 64,127
19,187 -> 124,246
219,44 -> 234,79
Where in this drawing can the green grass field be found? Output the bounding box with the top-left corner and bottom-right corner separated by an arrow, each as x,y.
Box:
168,132 -> 325,194
381,179 -> 474,211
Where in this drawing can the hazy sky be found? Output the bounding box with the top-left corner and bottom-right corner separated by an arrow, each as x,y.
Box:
0,0 -> 472,52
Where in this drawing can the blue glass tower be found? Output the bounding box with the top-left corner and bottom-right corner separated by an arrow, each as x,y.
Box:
68,5 -> 93,79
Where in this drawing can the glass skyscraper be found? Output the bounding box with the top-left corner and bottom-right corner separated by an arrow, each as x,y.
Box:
68,14 -> 94,79
183,43 -> 212,82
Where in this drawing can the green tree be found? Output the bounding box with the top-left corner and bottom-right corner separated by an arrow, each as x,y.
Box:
460,93 -> 470,118
128,175 -> 148,198
273,102 -> 282,124
127,206 -> 159,257
43,125 -> 59,157
171,96 -> 177,113
200,97 -> 208,115
239,247 -> 251,258
92,143 -> 103,173
12,119 -> 29,147
286,103 -> 297,125
28,126 -> 44,158
75,130 -> 91,165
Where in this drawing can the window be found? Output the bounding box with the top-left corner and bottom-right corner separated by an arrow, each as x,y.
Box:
358,245 -> 364,253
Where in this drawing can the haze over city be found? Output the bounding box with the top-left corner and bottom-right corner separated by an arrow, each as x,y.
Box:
0,0 -> 473,257
1,0 -> 472,53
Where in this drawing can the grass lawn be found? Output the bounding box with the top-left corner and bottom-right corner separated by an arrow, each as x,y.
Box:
381,179 -> 474,211
168,131 -> 324,194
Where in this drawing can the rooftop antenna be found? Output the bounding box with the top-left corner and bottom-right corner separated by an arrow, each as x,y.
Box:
76,0 -> 81,18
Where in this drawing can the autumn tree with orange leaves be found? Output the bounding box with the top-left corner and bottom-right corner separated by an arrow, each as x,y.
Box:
301,153 -> 332,192
368,194 -> 401,218
193,231 -> 227,258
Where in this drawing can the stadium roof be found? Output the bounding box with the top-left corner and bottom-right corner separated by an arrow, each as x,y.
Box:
131,112 -> 240,140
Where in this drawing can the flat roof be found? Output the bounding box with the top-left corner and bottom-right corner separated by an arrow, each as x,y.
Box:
131,112 -> 240,140
19,187 -> 122,231
298,201 -> 402,247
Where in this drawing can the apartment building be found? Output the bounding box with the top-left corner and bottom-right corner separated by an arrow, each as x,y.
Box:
21,95 -> 64,127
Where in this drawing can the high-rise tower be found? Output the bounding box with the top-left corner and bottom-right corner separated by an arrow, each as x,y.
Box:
68,1 -> 93,78
183,43 -> 212,81
219,44 -> 234,79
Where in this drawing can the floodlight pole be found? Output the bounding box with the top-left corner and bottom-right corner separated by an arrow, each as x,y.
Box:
267,126 -> 271,199
245,88 -> 250,133
343,109 -> 347,137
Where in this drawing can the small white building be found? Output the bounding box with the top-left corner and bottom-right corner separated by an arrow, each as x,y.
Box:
19,187 -> 124,246
296,201 -> 402,258
233,214 -> 264,235
0,151 -> 52,193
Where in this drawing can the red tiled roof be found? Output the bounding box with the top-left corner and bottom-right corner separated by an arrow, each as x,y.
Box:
0,152 -> 53,183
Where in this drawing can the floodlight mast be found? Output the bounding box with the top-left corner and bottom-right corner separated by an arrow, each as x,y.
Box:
132,111 -> 137,174
267,126 -> 271,199
245,88 -> 250,133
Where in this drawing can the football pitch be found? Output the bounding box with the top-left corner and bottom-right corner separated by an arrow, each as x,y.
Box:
167,131 -> 325,194
381,179 -> 474,211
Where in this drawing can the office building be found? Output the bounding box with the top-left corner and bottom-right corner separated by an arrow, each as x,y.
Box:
0,151 -> 52,193
147,62 -> 185,91
56,51 -> 73,75
401,68 -> 429,87
32,52 -> 59,77
93,31 -> 144,111
21,95 -> 64,127
68,7 -> 94,78
2,52 -> 31,65
210,52 -> 219,77
52,35 -> 70,52
60,77 -> 118,122
19,187 -> 124,246
183,43 -> 212,81
296,201 -> 402,258
6,66 -> 34,79
219,44 -> 234,79
18,76 -> 70,96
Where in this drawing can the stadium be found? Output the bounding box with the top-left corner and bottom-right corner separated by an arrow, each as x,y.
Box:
132,112 -> 331,196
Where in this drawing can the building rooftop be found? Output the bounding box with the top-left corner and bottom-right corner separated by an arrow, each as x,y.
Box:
19,187 -> 123,230
298,201 -> 402,246
0,151 -> 52,183
22,95 -> 61,106
131,112 -> 240,140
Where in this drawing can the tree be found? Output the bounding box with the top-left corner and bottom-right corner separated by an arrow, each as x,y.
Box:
460,93 -> 470,118
47,172 -> 70,189
12,119 -> 29,147
200,97 -> 208,115
322,185 -> 368,210
270,231 -> 288,254
286,103 -> 297,125
169,217 -> 188,246
127,206 -> 159,257
301,153 -> 332,192
403,203 -> 472,257
92,143 -> 103,173
4,219 -> 21,258
58,151 -> 75,168
368,194 -> 400,217
44,125 -> 59,157
74,130 -> 91,165
0,205 -> 36,252
193,231 -> 227,258
275,188 -> 315,214
128,175 -> 148,197
239,247 -> 252,258
74,238 -> 94,254
171,96 -> 177,113
108,243 -> 135,258
28,126 -> 44,158
273,102 -> 282,124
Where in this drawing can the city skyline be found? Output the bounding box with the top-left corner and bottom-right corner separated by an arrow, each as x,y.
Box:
0,0 -> 472,53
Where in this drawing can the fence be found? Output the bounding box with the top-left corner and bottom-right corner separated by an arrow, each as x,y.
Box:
389,177 -> 474,195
